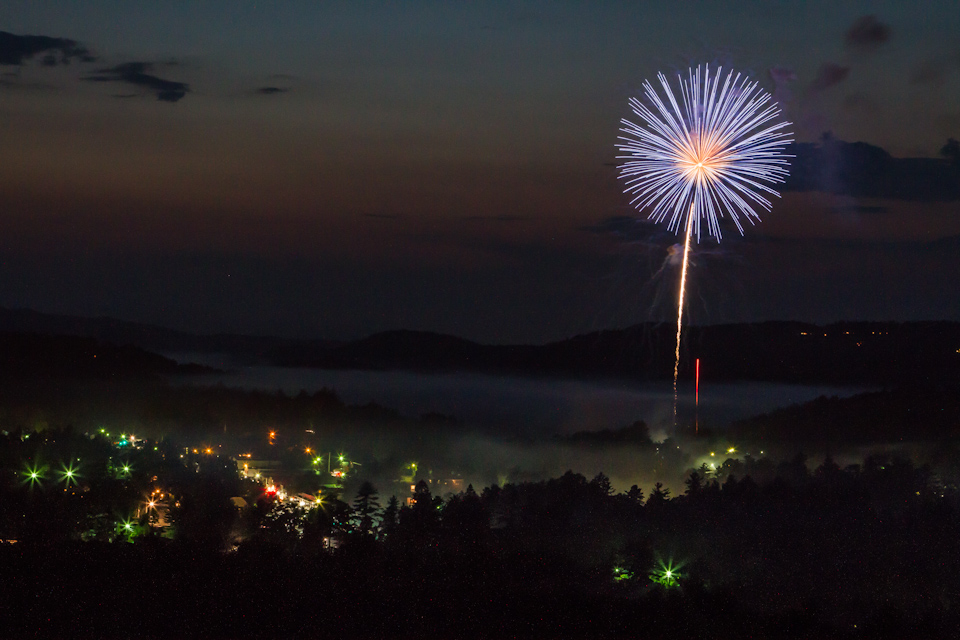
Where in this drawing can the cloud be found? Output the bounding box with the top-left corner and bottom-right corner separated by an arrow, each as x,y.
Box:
845,15 -> 891,50
256,86 -> 289,95
593,139 -> 959,212
807,63 -> 850,94
85,62 -> 189,102
768,67 -> 797,85
0,30 -> 95,66
768,66 -> 797,104
784,139 -> 960,201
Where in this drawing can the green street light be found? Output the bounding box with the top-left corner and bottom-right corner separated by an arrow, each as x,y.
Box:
22,463 -> 46,487
117,518 -> 138,541
649,558 -> 683,588
59,462 -> 80,487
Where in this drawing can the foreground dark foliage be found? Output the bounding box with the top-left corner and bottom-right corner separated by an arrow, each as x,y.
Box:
2,433 -> 959,639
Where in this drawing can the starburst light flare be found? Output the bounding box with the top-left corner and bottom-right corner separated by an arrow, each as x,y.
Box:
616,64 -> 793,426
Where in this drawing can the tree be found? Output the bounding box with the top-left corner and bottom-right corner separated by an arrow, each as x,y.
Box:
590,472 -> 613,496
397,480 -> 439,542
441,486 -> 489,550
647,482 -> 671,507
380,495 -> 399,540
624,485 -> 644,504
351,481 -> 381,536
684,471 -> 704,496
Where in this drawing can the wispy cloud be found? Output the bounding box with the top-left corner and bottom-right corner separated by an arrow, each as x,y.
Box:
845,15 -> 892,51
85,62 -> 189,102
806,63 -> 850,95
0,30 -> 95,66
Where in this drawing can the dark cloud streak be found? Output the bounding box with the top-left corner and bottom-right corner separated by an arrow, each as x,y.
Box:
84,62 -> 189,102
0,30 -> 95,66
807,63 -> 850,95
845,15 -> 892,50
784,139 -> 960,201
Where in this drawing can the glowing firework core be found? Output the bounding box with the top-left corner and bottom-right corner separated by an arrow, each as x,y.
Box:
617,64 -> 793,425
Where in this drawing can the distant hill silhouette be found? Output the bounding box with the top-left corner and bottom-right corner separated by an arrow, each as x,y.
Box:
0,332 -> 209,380
269,321 -> 960,385
0,307 -> 957,385
0,306 -> 339,360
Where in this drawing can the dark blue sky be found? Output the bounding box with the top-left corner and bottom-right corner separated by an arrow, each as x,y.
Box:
0,2 -> 958,342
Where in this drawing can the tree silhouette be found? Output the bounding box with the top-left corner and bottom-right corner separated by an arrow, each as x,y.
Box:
684,471 -> 704,496
351,480 -> 381,537
647,482 -> 670,508
441,485 -> 489,551
623,484 -> 645,504
397,480 -> 439,543
380,495 -> 399,540
590,472 -> 613,496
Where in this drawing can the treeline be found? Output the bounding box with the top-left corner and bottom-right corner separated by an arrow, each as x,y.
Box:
0,378 -> 406,441
2,429 -> 959,638
730,383 -> 960,446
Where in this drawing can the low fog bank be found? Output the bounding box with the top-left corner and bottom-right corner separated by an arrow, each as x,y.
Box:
327,417 -> 958,502
2,357 -> 952,500
170,361 -> 868,435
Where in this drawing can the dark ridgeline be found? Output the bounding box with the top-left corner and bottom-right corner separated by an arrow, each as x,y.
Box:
0,331 -> 211,380
269,321 -> 960,387
2,306 -> 958,385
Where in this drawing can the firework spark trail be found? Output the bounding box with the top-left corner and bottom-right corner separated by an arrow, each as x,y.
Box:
616,65 -> 792,428
673,205 -> 694,424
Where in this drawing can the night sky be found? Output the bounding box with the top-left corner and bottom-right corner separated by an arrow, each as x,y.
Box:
1,2 -> 958,343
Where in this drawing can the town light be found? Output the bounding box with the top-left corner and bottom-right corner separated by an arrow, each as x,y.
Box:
59,462 -> 80,486
22,463 -> 46,487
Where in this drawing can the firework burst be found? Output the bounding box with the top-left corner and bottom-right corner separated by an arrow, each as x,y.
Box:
616,65 -> 793,425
